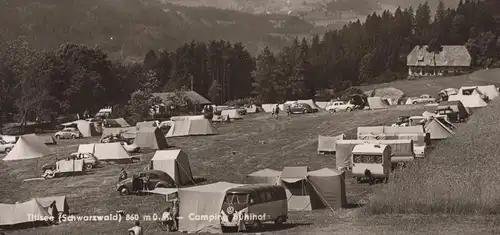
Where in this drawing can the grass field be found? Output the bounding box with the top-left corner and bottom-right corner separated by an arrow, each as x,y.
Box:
356,68 -> 500,97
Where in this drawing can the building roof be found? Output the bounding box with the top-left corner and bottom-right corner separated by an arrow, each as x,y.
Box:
153,91 -> 212,105
407,45 -> 471,67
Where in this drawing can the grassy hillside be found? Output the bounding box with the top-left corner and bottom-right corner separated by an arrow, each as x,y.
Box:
366,96 -> 500,214
0,0 -> 314,59
356,69 -> 500,97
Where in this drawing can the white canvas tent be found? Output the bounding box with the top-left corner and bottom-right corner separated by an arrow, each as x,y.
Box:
307,168 -> 347,209
0,199 -> 51,226
316,101 -> 329,109
150,149 -> 194,186
317,133 -> 346,153
261,104 -> 277,112
134,127 -> 168,150
178,182 -> 243,233
77,143 -> 131,161
171,115 -> 206,121
448,94 -> 487,108
246,168 -> 281,185
36,196 -> 70,214
279,101 -> 298,111
221,109 -> 242,119
425,118 -> 454,140
3,134 -> 52,161
166,119 -> 217,137
297,99 -> 321,110
61,120 -> 97,137
460,85 -> 499,100
367,97 -> 390,109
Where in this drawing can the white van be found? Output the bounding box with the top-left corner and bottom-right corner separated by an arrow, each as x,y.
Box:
351,144 -> 392,184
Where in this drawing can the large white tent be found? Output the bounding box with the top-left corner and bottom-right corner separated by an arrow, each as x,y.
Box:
448,94 -> 487,108
367,97 -> 390,109
0,199 -> 51,226
221,109 -> 242,119
150,149 -> 194,186
77,143 -> 131,161
61,120 -> 98,137
3,134 -> 52,161
166,119 -> 217,137
297,99 -> 321,110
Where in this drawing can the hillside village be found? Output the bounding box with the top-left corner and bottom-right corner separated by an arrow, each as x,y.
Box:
1,0 -> 500,234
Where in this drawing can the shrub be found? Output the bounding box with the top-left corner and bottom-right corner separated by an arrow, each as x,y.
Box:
365,98 -> 500,214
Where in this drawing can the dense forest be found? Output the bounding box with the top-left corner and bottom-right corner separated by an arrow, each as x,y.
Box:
0,0 -> 500,125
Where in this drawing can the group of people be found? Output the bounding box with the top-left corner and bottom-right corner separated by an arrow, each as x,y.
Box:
272,104 -> 293,119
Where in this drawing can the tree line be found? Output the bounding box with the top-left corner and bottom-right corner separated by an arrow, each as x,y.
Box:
1,0 -> 499,126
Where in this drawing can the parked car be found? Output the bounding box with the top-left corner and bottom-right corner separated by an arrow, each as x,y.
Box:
0,139 -> 15,153
325,101 -> 355,112
116,170 -> 176,195
54,127 -> 83,139
408,94 -> 436,104
289,103 -> 316,114
42,158 -> 86,179
69,152 -> 100,170
228,106 -> 247,115
105,138 -> 141,153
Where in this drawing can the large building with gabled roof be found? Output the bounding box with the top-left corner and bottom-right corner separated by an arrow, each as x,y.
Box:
406,45 -> 472,77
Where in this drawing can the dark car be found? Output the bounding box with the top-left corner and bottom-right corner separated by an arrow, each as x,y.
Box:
289,103 -> 316,114
116,170 -> 176,195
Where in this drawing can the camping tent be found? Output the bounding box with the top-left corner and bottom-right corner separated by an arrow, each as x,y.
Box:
221,109 -> 242,119
102,127 -> 137,139
171,115 -> 206,121
38,135 -> 57,145
106,118 -> 131,127
165,119 -> 217,137
316,101 -> 329,109
367,97 -> 390,109
77,143 -> 131,161
61,120 -> 98,137
150,149 -> 193,186
3,134 -> 52,161
36,196 -> 69,214
261,104 -> 276,112
178,182 -> 243,233
246,168 -> 281,185
136,121 -> 157,129
476,85 -> 499,100
335,139 -> 415,169
307,168 -> 347,209
279,101 -> 298,111
357,126 -> 424,138
134,127 -> 168,150
297,99 -> 321,110
0,199 -> 51,226
448,91 -> 488,108
317,133 -> 346,153
424,118 -> 454,140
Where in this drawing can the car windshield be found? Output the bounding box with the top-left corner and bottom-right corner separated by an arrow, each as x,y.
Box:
224,193 -> 248,204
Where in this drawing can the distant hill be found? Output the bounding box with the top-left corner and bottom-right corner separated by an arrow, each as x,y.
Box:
0,0 -> 315,60
375,0 -> 460,9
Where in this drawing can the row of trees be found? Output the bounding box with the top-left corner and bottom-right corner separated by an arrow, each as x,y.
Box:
1,0 -> 499,126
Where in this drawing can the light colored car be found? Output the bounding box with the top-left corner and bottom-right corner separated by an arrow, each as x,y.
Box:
409,94 -> 436,104
0,139 -> 15,153
54,127 -> 83,139
69,152 -> 100,170
120,141 -> 140,153
325,101 -> 355,112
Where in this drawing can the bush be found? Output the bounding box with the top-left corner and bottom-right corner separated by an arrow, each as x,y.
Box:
365,98 -> 500,214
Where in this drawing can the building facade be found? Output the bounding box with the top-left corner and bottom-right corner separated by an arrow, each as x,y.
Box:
406,45 -> 472,77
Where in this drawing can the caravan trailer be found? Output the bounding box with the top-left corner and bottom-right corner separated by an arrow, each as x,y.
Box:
351,144 -> 392,184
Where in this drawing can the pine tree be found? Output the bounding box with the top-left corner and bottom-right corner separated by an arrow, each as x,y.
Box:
251,47 -> 277,103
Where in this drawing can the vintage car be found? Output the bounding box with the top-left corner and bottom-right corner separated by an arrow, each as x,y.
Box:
54,127 -> 83,139
0,139 -> 15,153
116,170 -> 176,195
288,103 -> 316,114
69,152 -> 100,170
42,158 -> 85,179
325,100 -> 356,112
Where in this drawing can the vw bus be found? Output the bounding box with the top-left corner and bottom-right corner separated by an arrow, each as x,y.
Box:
351,144 -> 392,184
220,184 -> 287,230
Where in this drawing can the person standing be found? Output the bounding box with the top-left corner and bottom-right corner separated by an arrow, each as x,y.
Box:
142,175 -> 150,191
161,207 -> 174,231
287,105 -> 292,118
119,168 -> 128,182
274,104 -> 280,120
171,199 -> 179,231
49,201 -> 59,224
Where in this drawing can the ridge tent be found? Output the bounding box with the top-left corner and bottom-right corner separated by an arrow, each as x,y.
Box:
171,115 -> 206,121
136,121 -> 157,129
165,119 -> 217,137
261,104 -> 276,112
38,135 -> 57,145
335,139 -> 415,169
425,118 -> 454,140
367,97 -> 390,109
150,149 -> 193,186
106,118 -> 131,127
221,109 -> 242,119
448,94 -> 487,108
0,199 -> 51,226
317,133 -> 346,153
279,166 -> 336,211
307,168 -> 347,209
61,120 -> 98,137
36,196 -> 70,215
102,127 -> 137,139
316,101 -> 329,109
77,143 -> 131,161
297,99 -> 321,110
476,85 -> 499,100
437,100 -> 470,116
178,182 -> 244,233
134,127 -> 168,150
246,168 -> 281,185
212,114 -> 230,122
3,134 -> 52,161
